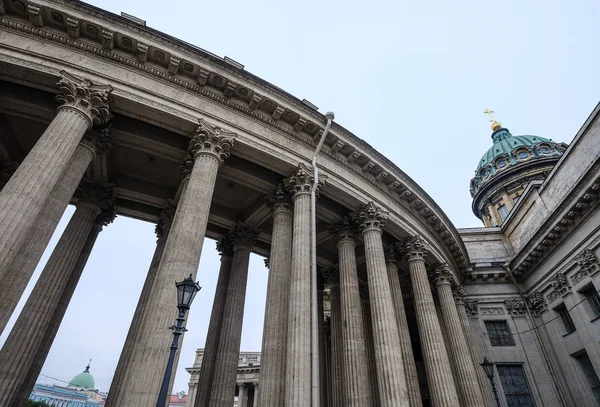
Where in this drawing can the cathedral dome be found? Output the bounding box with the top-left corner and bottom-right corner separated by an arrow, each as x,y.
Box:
68,363 -> 95,390
470,125 -> 568,227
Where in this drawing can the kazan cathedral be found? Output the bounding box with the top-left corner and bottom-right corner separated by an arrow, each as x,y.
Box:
0,1 -> 598,407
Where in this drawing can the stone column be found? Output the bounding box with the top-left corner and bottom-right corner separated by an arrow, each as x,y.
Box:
110,119 -> 236,406
238,383 -> 249,407
359,282 -> 380,406
317,270 -> 328,407
252,383 -> 259,407
192,237 -> 234,407
386,247 -> 422,407
209,224 -> 258,407
0,71 -> 111,277
284,163 -> 323,407
357,202 -> 408,407
326,265 -> 345,407
0,181 -> 114,406
330,217 -> 372,406
454,288 -> 495,407
0,128 -> 113,335
433,265 -> 484,407
105,203 -> 175,407
402,237 -> 459,407
257,184 -> 293,407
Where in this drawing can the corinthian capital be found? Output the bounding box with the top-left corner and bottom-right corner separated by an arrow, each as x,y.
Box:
95,207 -> 116,228
155,200 -> 176,239
75,180 -> 114,211
385,245 -> 399,266
452,285 -> 467,304
188,119 -> 236,164
216,235 -> 234,258
266,183 -> 292,212
56,71 -> 112,126
357,201 -> 388,233
433,264 -> 453,286
328,216 -> 356,244
285,163 -> 324,200
227,222 -> 259,249
400,236 -> 429,262
80,124 -> 113,155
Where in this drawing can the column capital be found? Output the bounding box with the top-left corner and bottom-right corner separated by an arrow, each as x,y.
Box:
432,264 -> 453,287
56,70 -> 112,127
155,200 -> 176,239
324,264 -> 340,287
80,124 -> 113,156
505,299 -> 527,317
95,207 -> 116,228
75,180 -> 114,212
216,235 -> 235,258
400,235 -> 430,262
238,382 -> 248,389
188,119 -> 236,164
227,222 -> 259,250
328,216 -> 356,245
285,163 -> 324,200
385,245 -> 399,267
180,153 -> 194,180
527,291 -> 547,315
263,257 -> 270,269
266,183 -> 292,213
252,382 -> 259,389
464,300 -> 479,317
356,201 -> 388,233
452,285 -> 467,304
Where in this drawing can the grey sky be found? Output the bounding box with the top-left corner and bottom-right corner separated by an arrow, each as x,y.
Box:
1,0 -> 599,396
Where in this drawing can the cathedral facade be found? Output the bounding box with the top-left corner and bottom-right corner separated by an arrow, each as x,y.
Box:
0,1 -> 598,406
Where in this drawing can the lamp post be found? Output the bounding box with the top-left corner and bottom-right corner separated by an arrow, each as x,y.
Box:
480,357 -> 502,407
156,275 -> 201,407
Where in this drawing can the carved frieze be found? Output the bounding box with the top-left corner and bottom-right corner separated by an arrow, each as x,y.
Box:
479,307 -> 505,316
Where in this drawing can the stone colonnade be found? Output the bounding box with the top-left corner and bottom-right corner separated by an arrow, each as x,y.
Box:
0,70 -> 488,407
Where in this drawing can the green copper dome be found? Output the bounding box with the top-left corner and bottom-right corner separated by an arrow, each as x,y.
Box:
476,129 -> 554,171
68,363 -> 95,390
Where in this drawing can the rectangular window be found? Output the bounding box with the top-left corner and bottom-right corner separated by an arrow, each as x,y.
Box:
556,304 -> 576,334
497,364 -> 535,407
575,352 -> 600,403
581,285 -> 600,319
498,204 -> 509,220
484,320 -> 515,346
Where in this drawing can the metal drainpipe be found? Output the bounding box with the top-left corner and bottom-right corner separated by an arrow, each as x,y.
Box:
504,264 -> 568,406
311,111 -> 334,407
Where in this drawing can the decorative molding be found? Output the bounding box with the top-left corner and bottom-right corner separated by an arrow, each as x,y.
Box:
400,235 -> 429,262
155,200 -> 176,239
479,307 -> 505,316
572,248 -> 600,284
464,300 -> 479,317
265,183 -> 291,212
328,216 -> 356,244
505,299 -> 527,317
80,123 -> 113,155
285,163 -> 323,200
0,7 -> 468,270
432,263 -> 453,286
75,179 -> 114,210
227,222 -> 259,248
453,285 -> 467,304
526,292 -> 547,315
216,235 -> 234,258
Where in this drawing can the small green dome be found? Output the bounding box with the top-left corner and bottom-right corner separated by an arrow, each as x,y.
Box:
476,129 -> 554,171
68,363 -> 95,390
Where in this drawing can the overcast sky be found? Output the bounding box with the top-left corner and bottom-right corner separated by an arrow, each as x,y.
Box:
1,0 -> 599,397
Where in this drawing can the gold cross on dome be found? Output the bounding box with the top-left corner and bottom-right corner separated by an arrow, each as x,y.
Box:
484,108 -> 496,123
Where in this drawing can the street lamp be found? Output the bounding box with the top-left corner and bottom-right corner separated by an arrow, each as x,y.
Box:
156,275 -> 201,407
480,357 -> 502,407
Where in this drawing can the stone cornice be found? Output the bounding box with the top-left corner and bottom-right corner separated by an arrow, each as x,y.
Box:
511,165 -> 600,279
0,2 -> 468,272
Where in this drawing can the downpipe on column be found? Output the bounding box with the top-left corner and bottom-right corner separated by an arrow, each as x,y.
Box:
311,111 -> 335,407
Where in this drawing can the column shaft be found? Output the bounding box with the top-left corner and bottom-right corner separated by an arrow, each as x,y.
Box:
257,200 -> 293,407
435,274 -> 485,407
0,143 -> 96,335
209,228 -> 254,407
252,385 -> 259,407
284,190 -> 311,407
386,259 -> 422,407
0,202 -> 101,406
406,249 -> 459,407
105,208 -> 173,407
362,228 -> 408,406
456,301 -> 495,407
239,384 -> 249,407
194,240 -> 234,407
337,235 -> 372,406
110,120 -> 235,406
360,291 -> 380,406
0,72 -> 111,277
329,280 -> 344,407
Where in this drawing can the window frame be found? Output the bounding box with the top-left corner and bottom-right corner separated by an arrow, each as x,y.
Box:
496,363 -> 536,407
555,303 -> 576,335
580,284 -> 600,320
484,320 -> 516,347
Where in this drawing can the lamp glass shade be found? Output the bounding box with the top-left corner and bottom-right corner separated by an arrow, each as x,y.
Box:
480,357 -> 495,379
176,275 -> 201,308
